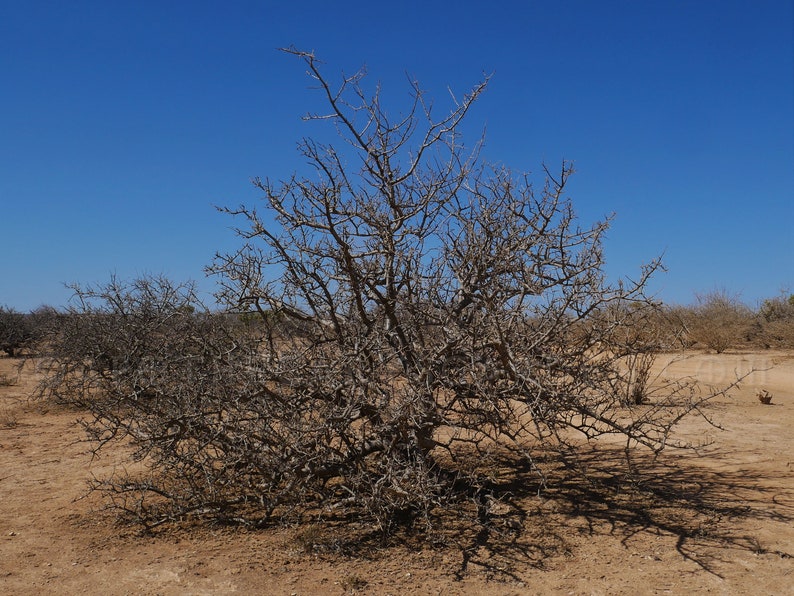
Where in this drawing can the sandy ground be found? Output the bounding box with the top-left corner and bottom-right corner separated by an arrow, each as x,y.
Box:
1,351 -> 792,595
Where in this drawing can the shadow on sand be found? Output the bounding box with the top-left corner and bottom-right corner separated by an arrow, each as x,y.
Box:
438,446 -> 794,581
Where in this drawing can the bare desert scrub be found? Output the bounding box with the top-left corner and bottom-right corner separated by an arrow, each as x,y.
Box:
4,50 -> 793,593
1,351 -> 793,594
26,50 -> 726,543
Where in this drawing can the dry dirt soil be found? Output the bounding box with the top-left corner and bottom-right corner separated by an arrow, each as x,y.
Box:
1,351 -> 792,595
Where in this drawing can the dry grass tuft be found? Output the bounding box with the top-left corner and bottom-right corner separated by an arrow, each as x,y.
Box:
0,405 -> 19,428
339,573 -> 369,593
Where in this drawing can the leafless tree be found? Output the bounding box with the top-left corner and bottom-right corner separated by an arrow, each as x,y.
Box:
205,50 -> 720,530
38,51 -> 730,535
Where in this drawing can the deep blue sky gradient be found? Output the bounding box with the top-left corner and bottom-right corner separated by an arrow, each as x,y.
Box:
1,1 -> 792,310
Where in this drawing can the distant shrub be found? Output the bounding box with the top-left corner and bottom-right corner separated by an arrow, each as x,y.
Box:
755,293 -> 794,349
0,306 -> 35,357
686,290 -> 753,353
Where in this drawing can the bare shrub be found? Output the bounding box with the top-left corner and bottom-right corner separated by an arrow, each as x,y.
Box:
686,290 -> 753,353
205,51 -> 729,530
755,293 -> 794,349
36,276 -> 277,524
586,302 -> 670,405
659,305 -> 697,350
0,305 -> 58,358
37,51 -> 735,536
0,306 -> 35,357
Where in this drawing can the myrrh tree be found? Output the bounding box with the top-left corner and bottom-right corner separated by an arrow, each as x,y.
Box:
39,50 -> 722,534
207,50 -> 707,530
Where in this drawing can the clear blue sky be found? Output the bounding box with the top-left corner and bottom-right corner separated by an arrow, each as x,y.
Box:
1,0 -> 792,311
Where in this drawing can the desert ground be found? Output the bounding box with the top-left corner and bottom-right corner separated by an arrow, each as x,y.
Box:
1,351 -> 792,595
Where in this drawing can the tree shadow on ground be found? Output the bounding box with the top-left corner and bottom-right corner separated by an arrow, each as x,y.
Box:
115,441 -> 794,583
436,445 -> 794,581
